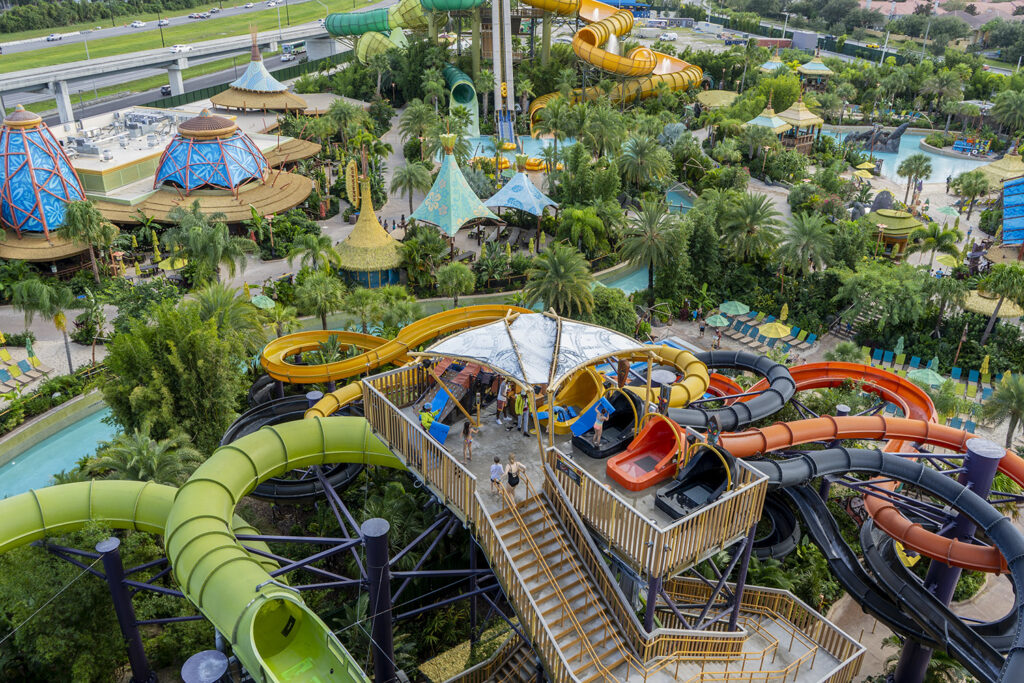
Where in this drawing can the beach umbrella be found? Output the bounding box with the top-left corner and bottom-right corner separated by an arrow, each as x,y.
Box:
937,206 -> 959,217
706,314 -> 730,327
894,336 -> 904,357
856,162 -> 875,170
937,254 -> 959,267
719,300 -> 750,316
927,356 -> 940,371
964,290 -> 1024,318
981,355 -> 990,376
853,169 -> 873,179
130,234 -> 138,249
759,321 -> 791,338
24,338 -> 33,358
909,368 -> 945,386
158,256 -> 187,271
780,303 -> 789,322
251,295 -> 276,310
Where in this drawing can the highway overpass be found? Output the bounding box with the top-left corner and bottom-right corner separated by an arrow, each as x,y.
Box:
0,23 -> 340,123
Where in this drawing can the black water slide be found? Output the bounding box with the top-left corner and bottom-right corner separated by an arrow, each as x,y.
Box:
668,350 -> 796,431
221,395 -> 364,501
753,490 -> 802,560
753,448 -> 1024,683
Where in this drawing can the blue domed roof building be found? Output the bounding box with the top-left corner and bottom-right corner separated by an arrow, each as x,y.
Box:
154,110 -> 269,195
0,105 -> 85,237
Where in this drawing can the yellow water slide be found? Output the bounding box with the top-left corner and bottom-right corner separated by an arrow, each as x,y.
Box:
523,0 -> 702,128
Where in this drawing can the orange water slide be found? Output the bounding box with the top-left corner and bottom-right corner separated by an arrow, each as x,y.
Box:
728,362 -> 1024,573
260,305 -> 530,384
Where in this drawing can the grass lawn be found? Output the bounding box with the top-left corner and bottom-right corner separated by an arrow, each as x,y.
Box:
23,51 -> 275,115
0,0 -> 369,74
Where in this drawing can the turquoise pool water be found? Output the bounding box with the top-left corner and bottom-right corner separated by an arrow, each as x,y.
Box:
0,407 -> 117,498
465,136 -> 576,164
599,267 -> 650,294
822,130 -> 987,182
666,190 -> 694,214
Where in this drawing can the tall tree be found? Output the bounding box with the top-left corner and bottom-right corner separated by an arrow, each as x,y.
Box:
992,88 -> 1024,134
164,201 -> 255,283
523,242 -> 594,317
618,135 -> 672,193
955,169 -> 990,219
287,233 -> 339,272
261,303 -> 300,338
833,262 -> 929,334
436,262 -> 476,307
11,278 -> 77,373
398,99 -> 437,159
924,275 -> 968,337
619,198 -> 680,302
721,192 -> 782,262
296,270 -> 346,330
896,153 -> 933,204
978,263 -> 1024,344
982,374 -> 1024,448
62,200 -> 117,284
906,223 -> 962,267
94,428 -> 203,485
474,68 -> 494,119
194,282 -> 265,353
342,287 -> 383,334
533,96 -> 571,190
778,212 -> 832,278
391,162 -> 433,214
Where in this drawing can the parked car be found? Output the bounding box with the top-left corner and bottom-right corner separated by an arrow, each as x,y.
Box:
160,85 -> 172,96
199,12 -> 211,18
210,7 -> 220,12
658,32 -> 677,41
170,44 -> 193,53
158,19 -> 170,26
280,52 -> 296,61
46,33 -> 62,41
130,20 -> 146,28
245,2 -> 255,6
189,13 -> 199,18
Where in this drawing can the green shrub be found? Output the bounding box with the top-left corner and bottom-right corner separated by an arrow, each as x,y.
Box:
923,132 -> 955,148
2,330 -> 35,347
0,372 -> 95,437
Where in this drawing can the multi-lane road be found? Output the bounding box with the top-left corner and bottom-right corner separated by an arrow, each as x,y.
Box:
0,0 -> 317,55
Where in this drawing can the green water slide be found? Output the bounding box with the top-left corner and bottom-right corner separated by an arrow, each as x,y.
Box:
325,0 -> 482,135
0,417 -> 409,683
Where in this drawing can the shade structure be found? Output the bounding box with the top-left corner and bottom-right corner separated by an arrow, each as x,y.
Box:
410,151 -> 499,236
0,105 -> 85,236
797,57 -> 833,77
759,59 -> 787,74
210,36 -> 307,111
484,172 -> 558,216
856,162 -> 876,170
1001,175 -> 1024,245
744,105 -> 791,134
964,290 -> 1024,318
776,97 -> 824,129
853,170 -> 873,179
979,153 -> 1024,185
419,311 -> 649,391
719,300 -> 750,316
759,322 -> 791,339
251,294 -> 276,310
908,368 -> 945,387
936,205 -> 959,217
696,90 -> 738,110
336,177 -> 401,280
936,254 -> 959,267
705,314 -> 730,327
865,209 -> 923,240
154,110 -> 268,195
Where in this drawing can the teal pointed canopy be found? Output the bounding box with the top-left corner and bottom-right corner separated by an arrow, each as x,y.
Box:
410,153 -> 498,236
230,55 -> 288,93
485,172 -> 557,217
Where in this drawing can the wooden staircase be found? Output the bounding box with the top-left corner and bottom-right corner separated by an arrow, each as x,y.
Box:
491,494 -> 631,683
492,638 -> 541,683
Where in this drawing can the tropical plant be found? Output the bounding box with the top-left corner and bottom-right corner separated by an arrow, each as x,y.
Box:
993,88 -> 1024,134
721,192 -> 783,262
436,262 -> 476,307
618,135 -> 673,193
557,206 -> 607,259
738,124 -> 778,162
77,289 -> 106,365
391,162 -> 433,214
833,261 -> 929,334
194,282 -> 265,352
400,224 -> 448,291
926,379 -> 974,423
533,96 -> 571,189
287,233 -> 339,272
260,303 -> 300,338
93,428 -> 203,485
295,270 -> 346,330
342,287 -> 383,334
398,99 -> 436,151
896,153 -> 933,204
778,212 -> 833,278
517,77 -> 536,119
906,223 -> 962,267
164,201 -> 256,283
62,200 -> 118,284
11,278 -> 77,373
978,263 -> 1024,344
824,341 -> 864,363
925,274 -> 969,337
523,242 -> 594,317
955,169 -> 990,219
619,199 -> 680,302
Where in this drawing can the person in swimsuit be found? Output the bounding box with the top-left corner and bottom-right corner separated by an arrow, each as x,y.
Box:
462,421 -> 478,462
490,456 -> 504,494
592,408 -> 609,447
506,453 -> 526,501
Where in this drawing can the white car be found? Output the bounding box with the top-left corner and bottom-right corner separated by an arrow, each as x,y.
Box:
245,2 -> 254,6
46,33 -> 62,41
130,20 -> 146,28
158,19 -> 169,26
658,32 -> 677,41
280,52 -> 296,61
170,44 -> 193,53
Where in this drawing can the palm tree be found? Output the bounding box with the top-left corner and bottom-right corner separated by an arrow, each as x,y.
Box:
194,282 -> 265,350
835,83 -> 857,125
955,169 -> 990,219
391,162 -> 432,214
824,341 -> 864,363
398,99 -> 436,151
164,201 -> 255,283
721,192 -> 782,262
558,206 -> 606,258
979,263 -> 1024,344
618,135 -> 672,194
260,303 -> 299,338
327,99 -> 364,146
533,96 -> 571,189
925,275 -> 968,337
619,199 -> 680,302
295,270 -> 346,330
982,374 -> 1024,448
343,287 -> 383,334
93,429 -> 203,485
62,200 -> 117,284
11,278 -> 78,373
815,92 -> 842,123
422,68 -> 446,114
906,223 -> 962,267
738,124 -> 777,161
287,233 -> 339,272
583,101 -> 625,157
922,69 -> 964,115
523,243 -> 594,317
436,262 -> 475,307
992,89 -> 1024,134
474,68 -> 494,119
896,153 -> 933,204
400,225 -> 448,291
517,77 -> 535,119
778,212 -> 832,278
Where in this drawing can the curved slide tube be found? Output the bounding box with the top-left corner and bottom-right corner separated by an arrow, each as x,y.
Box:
443,63 -> 480,137
623,345 -> 710,408
261,305 -> 530,386
752,490 -> 801,560
752,448 -> 1024,682
667,350 -> 796,431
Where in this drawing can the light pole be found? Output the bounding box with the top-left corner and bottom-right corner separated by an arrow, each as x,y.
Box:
157,10 -> 166,48
277,4 -> 283,40
284,0 -> 290,26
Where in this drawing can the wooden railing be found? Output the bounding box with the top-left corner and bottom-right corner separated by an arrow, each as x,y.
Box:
441,632 -> 524,683
361,377 -> 476,521
366,363 -> 432,409
544,447 -> 768,576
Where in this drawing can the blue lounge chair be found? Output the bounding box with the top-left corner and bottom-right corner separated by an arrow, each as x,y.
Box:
965,420 -> 977,434
909,356 -> 921,368
882,350 -> 894,366
765,315 -> 776,323
968,369 -> 980,384
804,332 -> 817,346
981,387 -> 993,402
948,417 -> 963,429
871,349 -> 883,365
884,403 -> 896,415
951,367 -> 962,381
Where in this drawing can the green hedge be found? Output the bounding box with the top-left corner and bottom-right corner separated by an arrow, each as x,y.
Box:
0,369 -> 101,438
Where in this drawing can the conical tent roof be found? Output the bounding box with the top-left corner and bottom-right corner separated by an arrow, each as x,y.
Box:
154,110 -> 268,194
744,105 -> 791,134
336,177 -> 401,271
777,96 -> 824,128
0,105 -> 85,236
866,209 -> 923,239
410,152 -> 499,236
230,44 -> 289,92
979,153 -> 1024,184
484,172 -> 557,216
210,38 -> 306,111
797,57 -> 833,76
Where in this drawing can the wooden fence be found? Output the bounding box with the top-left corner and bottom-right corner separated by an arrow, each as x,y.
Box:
441,633 -> 523,683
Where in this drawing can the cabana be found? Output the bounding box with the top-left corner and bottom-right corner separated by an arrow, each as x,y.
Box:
865,208 -> 923,259
210,33 -> 307,112
410,134 -> 499,238
776,94 -> 824,155
484,161 -> 558,227
336,177 -> 402,287
759,51 -> 788,74
743,100 -> 791,140
796,53 -> 833,90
